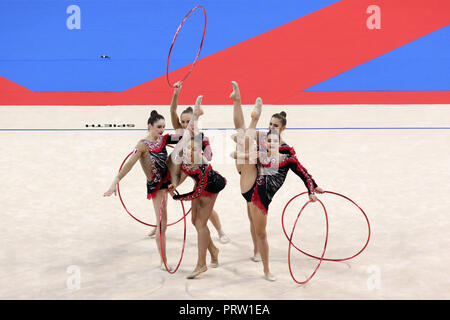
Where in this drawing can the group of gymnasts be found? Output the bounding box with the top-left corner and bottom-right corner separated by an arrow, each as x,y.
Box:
103,81 -> 324,281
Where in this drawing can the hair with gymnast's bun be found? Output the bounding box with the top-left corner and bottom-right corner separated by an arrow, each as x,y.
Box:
148,110 -> 165,125
272,111 -> 287,127
181,106 -> 193,116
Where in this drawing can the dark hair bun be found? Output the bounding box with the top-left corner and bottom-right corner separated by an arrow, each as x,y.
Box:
271,111 -> 287,127
148,110 -> 165,125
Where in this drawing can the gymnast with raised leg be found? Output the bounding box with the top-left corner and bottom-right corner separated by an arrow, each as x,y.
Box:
229,81 -> 263,263
168,95 -> 226,279
148,82 -> 231,244
237,104 -> 326,263
103,110 -> 182,271
229,81 -> 324,281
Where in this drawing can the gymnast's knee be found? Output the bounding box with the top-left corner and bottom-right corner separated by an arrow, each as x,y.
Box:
255,229 -> 267,240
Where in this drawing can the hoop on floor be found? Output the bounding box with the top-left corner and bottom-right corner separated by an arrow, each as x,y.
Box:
117,150 -> 191,227
159,190 -> 187,274
282,191 -> 370,262
288,199 -> 328,285
166,5 -> 207,88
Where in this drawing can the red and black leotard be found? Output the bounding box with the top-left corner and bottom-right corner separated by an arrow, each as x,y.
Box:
173,163 -> 227,201
142,134 -> 181,199
242,143 -> 318,214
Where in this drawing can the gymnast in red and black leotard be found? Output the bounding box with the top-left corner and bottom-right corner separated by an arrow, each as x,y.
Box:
229,81 -> 324,282
173,137 -> 226,201
168,96 -> 223,280
165,81 -> 230,244
141,132 -> 181,200
103,110 -> 182,271
241,136 -> 317,215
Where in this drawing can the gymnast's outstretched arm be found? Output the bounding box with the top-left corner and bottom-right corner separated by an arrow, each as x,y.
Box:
103,142 -> 145,196
170,81 -> 183,130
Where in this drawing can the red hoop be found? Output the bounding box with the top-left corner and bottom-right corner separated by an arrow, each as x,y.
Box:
282,191 -> 370,262
117,151 -> 191,227
166,6 -> 207,88
159,190 -> 187,274
288,199 -> 328,284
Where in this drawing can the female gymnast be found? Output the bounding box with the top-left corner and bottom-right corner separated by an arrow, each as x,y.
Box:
103,110 -> 182,271
148,82 -> 230,244
168,96 -> 226,279
229,81 -> 324,281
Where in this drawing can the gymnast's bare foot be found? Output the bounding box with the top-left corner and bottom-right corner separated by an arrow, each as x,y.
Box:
218,231 -> 230,244
251,97 -> 263,121
264,272 -> 277,282
187,265 -> 208,279
160,262 -> 173,272
193,95 -> 204,116
251,253 -> 261,262
148,227 -> 156,238
230,81 -> 241,101
210,247 -> 219,268
315,187 -> 325,194
186,96 -> 204,133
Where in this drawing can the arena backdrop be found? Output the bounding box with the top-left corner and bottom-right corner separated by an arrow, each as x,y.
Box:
0,0 -> 449,105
